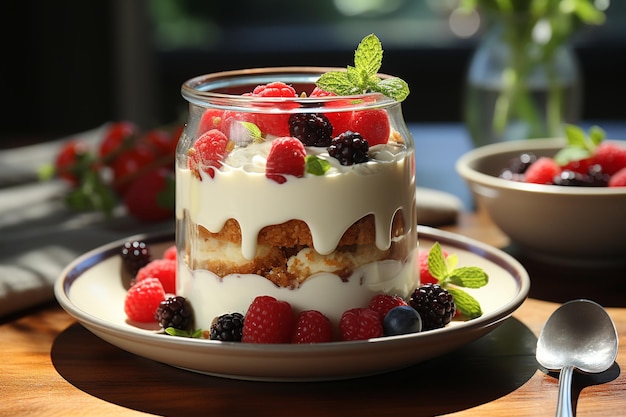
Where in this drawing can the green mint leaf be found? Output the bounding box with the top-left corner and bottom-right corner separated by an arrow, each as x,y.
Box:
564,124 -> 587,147
354,33 -> 383,76
239,121 -> 264,143
165,327 -> 203,338
588,125 -> 606,146
315,33 -> 410,101
374,77 -> 410,102
427,242 -> 449,280
554,146 -> 590,166
447,266 -> 489,288
305,155 -> 331,176
38,163 -> 55,181
555,124 -> 606,165
444,253 -> 459,271
447,287 -> 483,319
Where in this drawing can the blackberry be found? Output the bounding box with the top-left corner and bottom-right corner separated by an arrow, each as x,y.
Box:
499,152 -> 536,180
553,170 -> 588,186
120,240 -> 151,276
409,284 -> 456,331
210,312 -> 244,342
288,113 -> 333,147
328,131 -> 369,165
155,296 -> 194,330
586,164 -> 610,186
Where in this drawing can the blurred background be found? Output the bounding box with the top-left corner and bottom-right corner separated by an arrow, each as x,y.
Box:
2,0 -> 625,148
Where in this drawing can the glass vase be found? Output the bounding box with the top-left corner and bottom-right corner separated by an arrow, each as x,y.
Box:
175,67 -> 418,330
463,19 -> 582,147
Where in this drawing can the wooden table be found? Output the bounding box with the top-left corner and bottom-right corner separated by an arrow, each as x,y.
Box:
2,210 -> 625,417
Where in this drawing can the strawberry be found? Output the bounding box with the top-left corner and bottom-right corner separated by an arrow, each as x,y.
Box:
368,294 -> 408,321
524,157 -> 561,184
111,144 -> 157,195
291,310 -> 333,344
593,142 -> 626,175
123,168 -> 175,223
418,248 -> 448,285
251,82 -> 297,137
197,109 -> 224,136
124,277 -> 166,322
54,139 -> 91,185
608,166 -> 626,187
350,109 -> 390,146
265,137 -> 306,184
162,245 -> 177,261
242,296 -> 295,344
339,308 -> 383,341
187,129 -> 231,179
135,258 -> 177,294
99,121 -> 137,164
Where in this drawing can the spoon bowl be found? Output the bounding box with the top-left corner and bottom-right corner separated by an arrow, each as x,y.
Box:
536,299 -> 619,417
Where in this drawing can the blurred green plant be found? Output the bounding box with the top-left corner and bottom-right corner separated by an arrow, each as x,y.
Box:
461,0 -> 607,140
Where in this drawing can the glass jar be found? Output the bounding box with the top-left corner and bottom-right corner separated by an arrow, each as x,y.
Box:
176,67 -> 417,330
464,18 -> 582,147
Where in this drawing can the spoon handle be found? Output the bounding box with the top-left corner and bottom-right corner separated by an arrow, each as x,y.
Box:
556,365 -> 575,417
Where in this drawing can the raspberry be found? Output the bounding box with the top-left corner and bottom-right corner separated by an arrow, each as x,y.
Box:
210,312 -> 245,341
99,121 -> 138,163
220,110 -> 257,144
120,240 -> 151,277
368,294 -> 408,321
524,157 -> 561,184
197,108 -> 224,136
251,82 -> 297,137
242,296 -> 295,344
111,145 -> 157,196
162,245 -> 177,261
265,137 -> 306,184
288,113 -> 333,147
291,310 -> 333,344
409,284 -> 456,331
339,308 -> 383,341
593,142 -> 626,175
187,129 -> 231,179
561,156 -> 594,175
609,166 -> 626,187
155,296 -> 193,330
328,131 -> 369,166
124,277 -> 166,323
418,248 -> 448,285
136,258 -> 177,294
350,109 -> 390,146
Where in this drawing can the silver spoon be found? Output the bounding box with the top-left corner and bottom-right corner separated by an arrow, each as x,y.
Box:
536,299 -> 619,417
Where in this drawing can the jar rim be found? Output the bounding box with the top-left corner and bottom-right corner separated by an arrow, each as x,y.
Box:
181,66 -> 398,111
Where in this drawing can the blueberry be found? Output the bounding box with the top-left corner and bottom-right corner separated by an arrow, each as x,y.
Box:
383,306 -> 422,336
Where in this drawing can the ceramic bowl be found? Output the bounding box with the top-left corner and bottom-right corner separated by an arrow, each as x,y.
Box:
456,138 -> 626,265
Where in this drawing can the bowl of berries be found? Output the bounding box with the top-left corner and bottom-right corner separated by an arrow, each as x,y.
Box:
456,125 -> 626,264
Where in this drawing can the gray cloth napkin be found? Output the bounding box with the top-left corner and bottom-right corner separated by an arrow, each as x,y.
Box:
0,127 -> 460,318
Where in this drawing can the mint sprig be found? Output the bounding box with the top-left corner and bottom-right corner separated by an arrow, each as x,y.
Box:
553,124 -> 605,166
425,242 -> 488,319
316,34 -> 410,102
165,327 -> 204,338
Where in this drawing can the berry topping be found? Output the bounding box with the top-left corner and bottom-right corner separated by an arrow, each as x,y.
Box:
339,308 -> 383,341
328,131 -> 369,166
409,284 -> 456,331
120,240 -> 151,277
265,136 -> 306,184
124,277 -> 166,323
155,296 -> 194,331
524,156 -> 561,184
593,141 -> 626,175
210,312 -> 245,342
288,113 -> 333,147
251,82 -> 298,137
99,121 -> 138,162
187,129 -> 232,179
291,310 -> 333,344
368,294 -> 408,321
242,296 -> 295,344
609,166 -> 626,187
197,108 -> 224,136
418,248 -> 448,285
351,109 -> 390,146
135,258 -> 177,294
383,305 -> 422,336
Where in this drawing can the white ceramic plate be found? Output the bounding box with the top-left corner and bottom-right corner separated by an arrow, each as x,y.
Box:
54,226 -> 530,381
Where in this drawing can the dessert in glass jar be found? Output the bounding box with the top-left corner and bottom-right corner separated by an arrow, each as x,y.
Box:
176,42 -> 417,330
